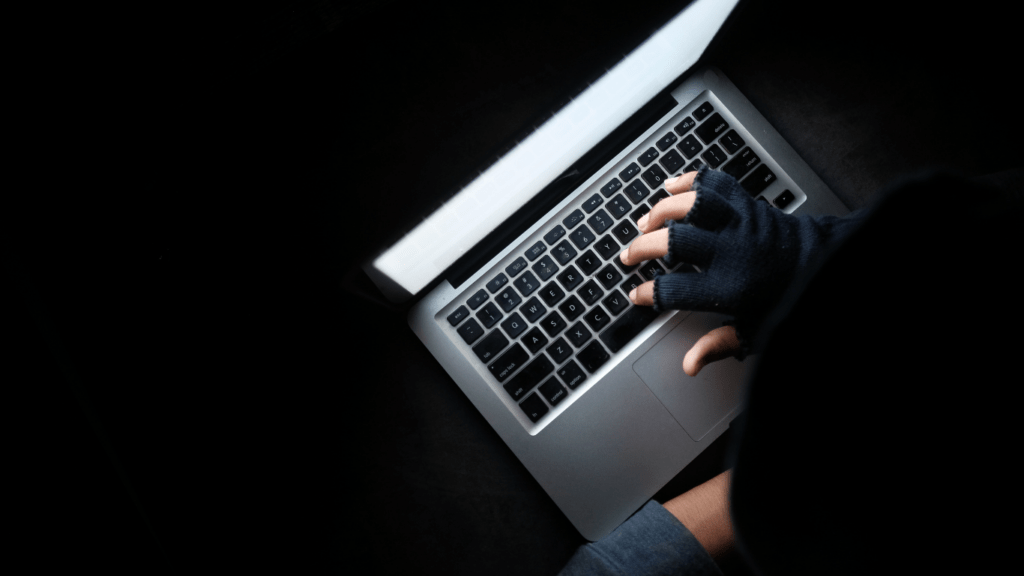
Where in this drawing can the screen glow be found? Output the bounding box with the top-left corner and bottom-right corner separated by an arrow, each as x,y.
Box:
372,0 -> 738,295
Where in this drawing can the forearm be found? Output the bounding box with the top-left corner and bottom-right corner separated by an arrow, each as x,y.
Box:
662,470 -> 734,559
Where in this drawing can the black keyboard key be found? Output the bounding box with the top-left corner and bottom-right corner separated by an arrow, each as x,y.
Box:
472,329 -> 508,363
467,289 -> 488,310
674,116 -> 696,135
559,295 -> 585,321
684,159 -> 704,173
563,209 -> 585,229
558,360 -> 587,389
566,321 -> 592,348
541,311 -> 567,337
599,305 -> 660,353
692,101 -> 713,121
489,274 -> 511,294
501,312 -> 528,339
538,377 -> 568,406
678,134 -> 703,159
496,287 -> 522,312
458,318 -> 485,345
447,305 -> 470,326
593,235 -> 620,260
522,327 -> 549,354
602,291 -> 629,315
659,149 -> 685,174
620,275 -> 643,297
586,209 -> 612,235
720,130 -> 744,154
577,341 -> 611,372
519,392 -> 549,423
648,189 -> 670,208
773,189 -> 795,209
619,162 -> 641,182
487,273 -> 509,294
556,266 -> 584,291
637,147 -> 659,167
547,337 -> 573,364
701,144 -> 727,169
489,343 -> 529,382
552,240 -> 577,265
521,297 -> 547,322
611,220 -> 639,244
569,225 -> 595,250
575,250 -> 601,275
583,305 -> 611,332
595,264 -> 622,290
630,205 -> 651,224
695,112 -> 729,144
600,178 -> 623,197
639,260 -> 666,281
506,256 -> 528,277
722,147 -> 760,180
503,355 -> 553,400
513,271 -> 540,296
624,180 -> 650,204
741,164 -> 778,196
577,279 -> 604,305
582,193 -> 603,213
531,255 -> 559,281
606,195 -> 632,219
641,165 -> 669,189
540,281 -> 565,307
656,132 -> 678,151
525,241 -> 546,261
476,302 -> 503,327
544,225 -> 566,245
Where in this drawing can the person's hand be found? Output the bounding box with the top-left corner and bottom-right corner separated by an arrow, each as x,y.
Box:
619,165 -> 859,372
619,170 -> 741,376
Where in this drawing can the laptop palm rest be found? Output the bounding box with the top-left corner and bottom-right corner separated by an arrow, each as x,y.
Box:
632,312 -> 750,441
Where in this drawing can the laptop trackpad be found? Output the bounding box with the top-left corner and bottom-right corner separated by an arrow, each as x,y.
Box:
632,312 -> 751,442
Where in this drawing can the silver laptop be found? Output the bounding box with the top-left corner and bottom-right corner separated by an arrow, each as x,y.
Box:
364,0 -> 848,540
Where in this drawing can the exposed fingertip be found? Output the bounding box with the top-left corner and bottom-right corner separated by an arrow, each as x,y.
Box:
637,214 -> 649,230
619,249 -> 630,264
629,288 -> 637,302
665,176 -> 679,186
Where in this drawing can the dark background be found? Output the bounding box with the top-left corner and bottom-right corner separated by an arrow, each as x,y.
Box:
11,0 -> 1021,573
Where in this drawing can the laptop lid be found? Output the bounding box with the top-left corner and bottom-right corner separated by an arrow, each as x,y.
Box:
365,0 -> 740,303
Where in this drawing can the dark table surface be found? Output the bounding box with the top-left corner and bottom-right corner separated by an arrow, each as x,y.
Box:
12,0 -> 1022,573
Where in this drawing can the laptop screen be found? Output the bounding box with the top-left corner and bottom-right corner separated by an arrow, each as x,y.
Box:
371,0 -> 738,299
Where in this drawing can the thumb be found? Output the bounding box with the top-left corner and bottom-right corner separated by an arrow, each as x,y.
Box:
683,325 -> 741,376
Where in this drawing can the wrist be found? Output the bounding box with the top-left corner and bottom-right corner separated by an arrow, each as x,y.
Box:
662,470 -> 735,559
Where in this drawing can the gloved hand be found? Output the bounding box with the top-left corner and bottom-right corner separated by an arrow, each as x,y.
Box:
621,165 -> 862,369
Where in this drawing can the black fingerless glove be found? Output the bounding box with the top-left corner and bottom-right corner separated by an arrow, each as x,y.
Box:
653,165 -> 864,359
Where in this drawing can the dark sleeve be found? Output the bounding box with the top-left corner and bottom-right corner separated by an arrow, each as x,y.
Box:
726,170 -> 1022,574
558,500 -> 723,576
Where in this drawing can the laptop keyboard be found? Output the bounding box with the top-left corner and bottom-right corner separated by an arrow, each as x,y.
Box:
444,95 -> 795,429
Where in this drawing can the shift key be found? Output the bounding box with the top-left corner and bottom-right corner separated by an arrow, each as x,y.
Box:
503,355 -> 555,401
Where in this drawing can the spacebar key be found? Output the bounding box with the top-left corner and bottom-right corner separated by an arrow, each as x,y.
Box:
599,306 -> 660,353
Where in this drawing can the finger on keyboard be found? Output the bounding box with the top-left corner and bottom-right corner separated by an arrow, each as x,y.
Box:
638,192 -> 696,232
620,228 -> 669,266
664,170 -> 698,194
